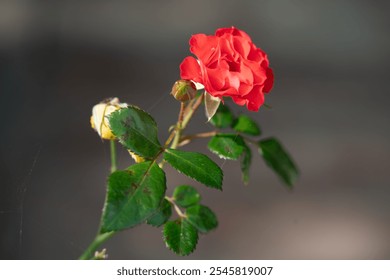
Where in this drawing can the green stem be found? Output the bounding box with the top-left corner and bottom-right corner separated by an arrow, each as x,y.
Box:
170,102 -> 185,149
110,140 -> 117,173
182,93 -> 204,129
178,130 -> 217,147
169,94 -> 204,150
165,196 -> 186,218
78,231 -> 115,260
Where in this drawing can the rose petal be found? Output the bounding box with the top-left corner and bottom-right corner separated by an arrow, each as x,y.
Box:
189,34 -> 220,65
244,85 -> 265,111
231,95 -> 247,106
263,67 -> 274,93
245,60 -> 267,85
226,71 -> 241,91
216,26 -> 252,42
233,36 -> 251,58
236,61 -> 253,85
218,33 -> 239,61
205,67 -> 227,91
180,56 -> 203,84
238,82 -> 253,95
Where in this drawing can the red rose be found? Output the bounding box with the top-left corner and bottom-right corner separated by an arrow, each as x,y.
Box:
180,27 -> 274,111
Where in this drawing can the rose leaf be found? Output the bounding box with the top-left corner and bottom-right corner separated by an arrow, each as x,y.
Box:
232,114 -> 261,136
109,106 -> 162,159
101,161 -> 166,233
146,198 -> 172,227
186,204 -> 218,233
207,134 -> 245,160
163,149 -> 223,190
173,185 -> 201,208
258,138 -> 299,188
163,219 -> 198,256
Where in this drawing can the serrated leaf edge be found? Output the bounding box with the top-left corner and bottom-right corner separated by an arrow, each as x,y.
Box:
164,149 -> 223,190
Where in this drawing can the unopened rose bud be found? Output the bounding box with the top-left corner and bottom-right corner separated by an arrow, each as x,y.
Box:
171,79 -> 197,102
90,98 -> 127,140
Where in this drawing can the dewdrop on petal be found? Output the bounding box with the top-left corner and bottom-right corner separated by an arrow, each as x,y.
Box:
90,98 -> 127,140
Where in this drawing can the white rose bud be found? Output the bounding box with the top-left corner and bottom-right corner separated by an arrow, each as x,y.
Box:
90,98 -> 127,140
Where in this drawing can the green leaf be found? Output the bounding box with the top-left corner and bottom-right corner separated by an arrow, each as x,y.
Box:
173,185 -> 201,208
146,198 -> 172,227
207,134 -> 245,160
208,134 -> 252,183
204,92 -> 221,121
209,104 -> 234,128
258,138 -> 299,188
186,205 -> 218,233
241,142 -> 252,185
164,149 -> 223,190
233,114 -> 261,136
109,106 -> 162,159
163,219 -> 198,256
101,161 -> 166,232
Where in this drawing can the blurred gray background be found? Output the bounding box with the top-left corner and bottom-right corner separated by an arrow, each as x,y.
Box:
1,0 -> 389,259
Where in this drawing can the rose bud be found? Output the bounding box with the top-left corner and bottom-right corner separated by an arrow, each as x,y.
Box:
170,79 -> 197,102
90,97 -> 127,140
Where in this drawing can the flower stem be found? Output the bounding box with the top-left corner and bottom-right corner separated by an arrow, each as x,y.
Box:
178,131 -> 217,147
168,94 -> 205,150
110,140 -> 117,173
170,102 -> 185,149
181,93 -> 204,129
78,231 -> 115,260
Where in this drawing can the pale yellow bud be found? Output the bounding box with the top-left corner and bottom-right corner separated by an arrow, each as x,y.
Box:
90,98 -> 127,140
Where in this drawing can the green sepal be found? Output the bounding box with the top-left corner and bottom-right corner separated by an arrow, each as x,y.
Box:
173,185 -> 201,208
258,138 -> 299,188
101,161 -> 166,233
109,106 -> 162,159
232,114 -> 261,136
163,219 -> 198,256
209,104 -> 234,128
146,198 -> 172,227
207,134 -> 245,160
163,149 -> 223,190
186,204 -> 218,233
204,92 -> 221,121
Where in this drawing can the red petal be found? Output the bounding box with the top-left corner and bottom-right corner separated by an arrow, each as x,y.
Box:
205,67 -> 227,91
233,36 -> 251,58
189,34 -> 219,64
216,26 -> 252,42
180,56 -> 203,84
245,85 -> 265,111
231,95 -> 247,106
263,67 -> 274,93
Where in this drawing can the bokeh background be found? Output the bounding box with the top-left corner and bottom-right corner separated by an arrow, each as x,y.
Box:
1,0 -> 390,259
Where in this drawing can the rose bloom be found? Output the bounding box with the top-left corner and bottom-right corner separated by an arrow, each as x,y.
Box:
180,27 -> 274,111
